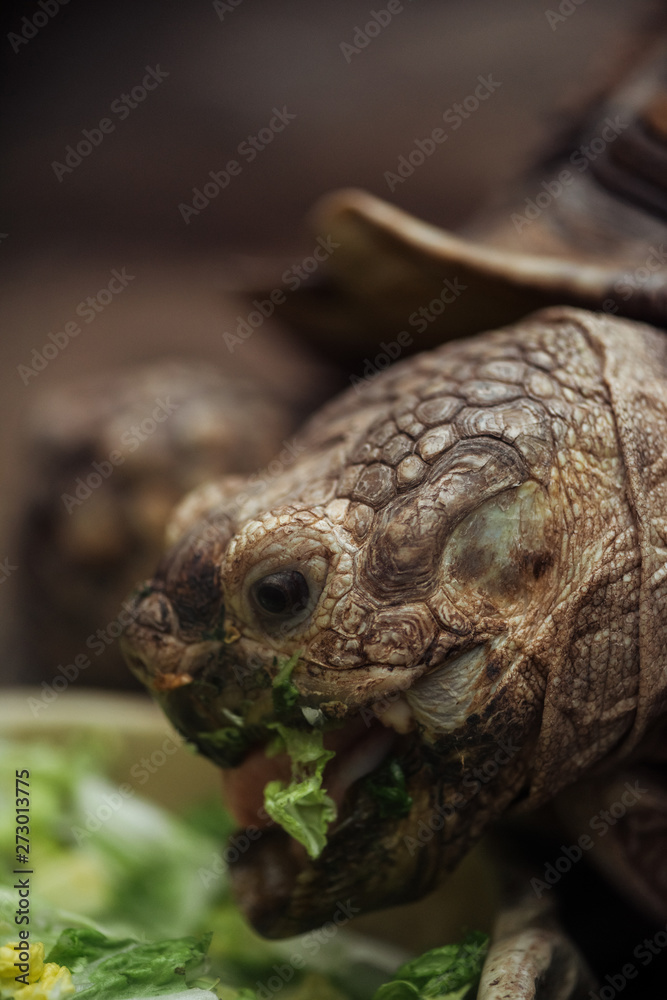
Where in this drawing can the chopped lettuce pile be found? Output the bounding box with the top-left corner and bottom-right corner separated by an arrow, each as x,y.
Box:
0,739 -> 227,939
262,724 -> 337,859
0,893 -> 216,1000
46,928 -> 211,1000
0,733 -> 487,1000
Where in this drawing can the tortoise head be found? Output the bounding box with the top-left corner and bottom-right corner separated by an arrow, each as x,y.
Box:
121,302 -> 667,937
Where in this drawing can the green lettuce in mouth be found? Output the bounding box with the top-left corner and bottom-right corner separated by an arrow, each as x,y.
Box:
364,759 -> 412,820
262,724 -> 336,860
270,652 -> 301,716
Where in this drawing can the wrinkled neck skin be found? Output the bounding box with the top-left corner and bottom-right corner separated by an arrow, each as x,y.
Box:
122,307 -> 667,936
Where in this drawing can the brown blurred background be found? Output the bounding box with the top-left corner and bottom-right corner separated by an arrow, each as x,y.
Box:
0,0 -> 662,687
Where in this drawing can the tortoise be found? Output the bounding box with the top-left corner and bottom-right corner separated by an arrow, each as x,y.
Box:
114,39 -> 667,1000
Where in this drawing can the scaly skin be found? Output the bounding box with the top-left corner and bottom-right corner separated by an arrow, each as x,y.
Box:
122,305 -> 667,940
119,43 -> 667,996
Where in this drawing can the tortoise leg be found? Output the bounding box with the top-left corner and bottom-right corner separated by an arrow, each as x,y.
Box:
478,858 -> 595,999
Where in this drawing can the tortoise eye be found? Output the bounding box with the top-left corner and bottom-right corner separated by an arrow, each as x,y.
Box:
252,570 -> 310,618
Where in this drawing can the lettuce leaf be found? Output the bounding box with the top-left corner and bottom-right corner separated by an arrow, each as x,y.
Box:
373,932 -> 489,1000
271,653 -> 301,716
262,724 -> 336,859
45,928 -> 211,1000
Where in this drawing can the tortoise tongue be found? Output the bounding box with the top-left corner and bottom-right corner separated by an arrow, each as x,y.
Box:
220,743 -> 291,829
220,715 -> 396,831
325,717 -> 396,809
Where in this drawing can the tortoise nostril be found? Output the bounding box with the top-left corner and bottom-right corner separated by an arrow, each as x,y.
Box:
135,591 -> 177,633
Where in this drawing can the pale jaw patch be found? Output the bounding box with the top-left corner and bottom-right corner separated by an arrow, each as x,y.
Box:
405,645 -> 489,738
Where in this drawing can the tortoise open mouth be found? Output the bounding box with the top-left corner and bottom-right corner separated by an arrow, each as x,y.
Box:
219,712 -> 400,834
215,705 -> 431,938
141,651 -> 437,936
